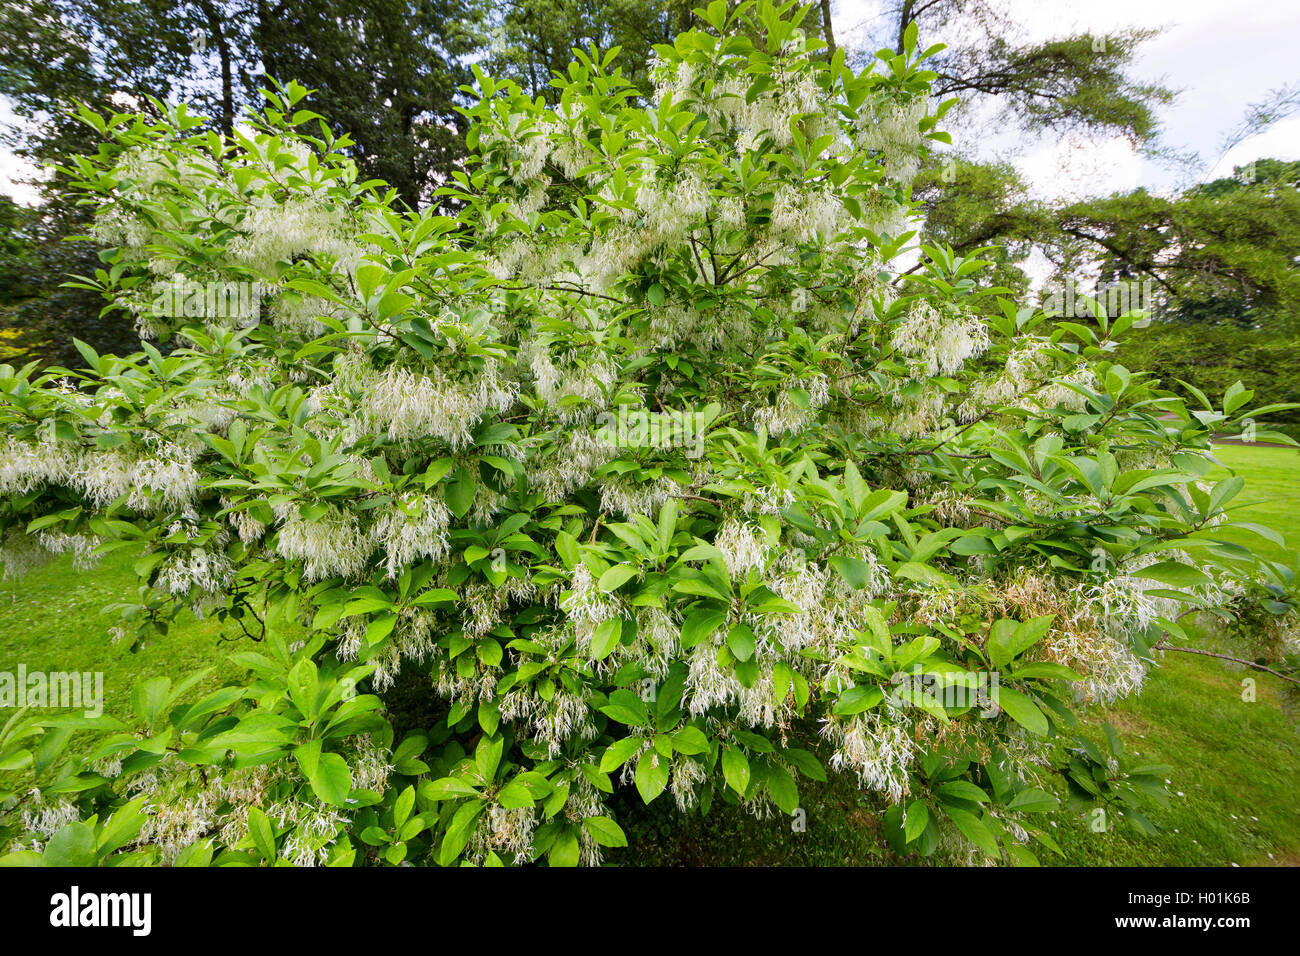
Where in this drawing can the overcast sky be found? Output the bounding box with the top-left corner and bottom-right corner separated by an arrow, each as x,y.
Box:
834,0 -> 1300,202
3,0 -> 1298,205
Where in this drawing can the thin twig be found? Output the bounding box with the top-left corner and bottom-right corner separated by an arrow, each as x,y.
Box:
1154,640 -> 1300,687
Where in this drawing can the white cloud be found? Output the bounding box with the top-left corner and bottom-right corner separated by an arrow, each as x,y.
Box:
1017,134 -> 1144,203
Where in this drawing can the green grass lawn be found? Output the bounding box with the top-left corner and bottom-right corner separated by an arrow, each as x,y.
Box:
1207,443 -> 1300,567
0,550 -> 243,721
1041,442 -> 1300,866
2,443 -> 1297,865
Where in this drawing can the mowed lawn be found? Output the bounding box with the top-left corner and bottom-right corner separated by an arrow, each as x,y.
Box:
1047,442 -> 1300,867
0,552 -> 243,721
1,443 -> 1297,865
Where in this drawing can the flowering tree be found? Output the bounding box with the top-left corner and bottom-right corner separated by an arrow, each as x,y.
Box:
2,1 -> 1297,867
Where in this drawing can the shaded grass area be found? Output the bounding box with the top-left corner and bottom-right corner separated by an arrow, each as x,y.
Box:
605,752 -> 903,866
1,444 -> 1297,865
606,648 -> 1300,866
1046,654 -> 1299,866
0,549 -> 243,717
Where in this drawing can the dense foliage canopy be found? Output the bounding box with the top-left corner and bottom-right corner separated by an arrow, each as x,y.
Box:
0,1 -> 1296,867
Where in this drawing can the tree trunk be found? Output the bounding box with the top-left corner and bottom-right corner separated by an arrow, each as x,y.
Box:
198,0 -> 235,135
896,0 -> 915,55
820,0 -> 836,58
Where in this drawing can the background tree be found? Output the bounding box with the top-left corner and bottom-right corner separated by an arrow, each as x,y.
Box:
0,0 -> 207,163
0,196 -> 35,307
256,0 -> 482,208
893,19 -> 1298,437
913,155 -> 1300,433
487,0 -> 843,100
847,0 -> 1173,143
0,0 -> 255,365
486,0 -> 694,99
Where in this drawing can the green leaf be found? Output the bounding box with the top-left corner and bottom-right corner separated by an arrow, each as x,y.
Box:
554,531 -> 580,569
438,801 -> 484,865
420,777 -> 481,801
308,752 -> 353,807
677,542 -> 726,563
599,689 -> 649,727
583,816 -> 628,848
590,617 -> 623,661
384,842 -> 408,864
247,806 -> 276,861
43,823 -> 96,867
635,750 -> 670,803
996,687 -> 1049,737
496,779 -> 535,809
671,576 -> 731,601
782,747 -> 826,782
95,796 -> 148,857
1134,561 -> 1212,589
476,734 -> 504,782
832,684 -> 883,716
549,828 -> 581,867
765,764 -> 799,815
726,623 -> 756,662
671,726 -> 711,755
1006,844 -> 1040,867
903,800 -> 930,842
1006,788 -> 1060,813
859,604 -> 893,660
943,806 -> 1000,857
1103,721 -> 1124,759
446,468 -> 475,519
935,780 -> 990,804
173,840 -> 214,867
365,613 -> 398,646
599,737 -> 644,773
422,457 -> 454,488
1223,380 -> 1253,415
843,460 -> 868,511
412,588 -> 458,607
1012,662 -> 1083,682
722,745 -> 750,795
598,564 -> 637,592
393,785 -> 415,828
988,615 -> 1053,669
680,608 -> 726,649
829,555 -> 873,589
